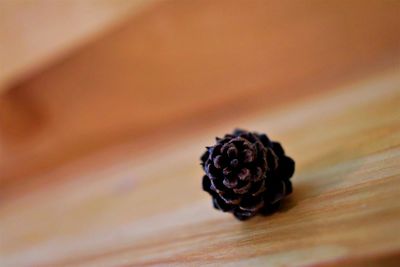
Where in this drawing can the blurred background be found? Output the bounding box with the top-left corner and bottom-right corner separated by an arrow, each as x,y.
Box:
0,0 -> 399,266
1,0 -> 398,196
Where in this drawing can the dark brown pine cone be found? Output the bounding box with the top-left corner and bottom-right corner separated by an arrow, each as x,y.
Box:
201,129 -> 295,220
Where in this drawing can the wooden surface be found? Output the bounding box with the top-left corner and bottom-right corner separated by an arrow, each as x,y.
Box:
1,70 -> 400,266
1,0 -> 400,266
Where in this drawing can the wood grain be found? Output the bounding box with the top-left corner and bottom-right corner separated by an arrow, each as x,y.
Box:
1,0 -> 400,266
1,70 -> 399,266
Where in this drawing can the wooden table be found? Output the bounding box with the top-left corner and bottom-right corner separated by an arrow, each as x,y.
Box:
1,1 -> 399,266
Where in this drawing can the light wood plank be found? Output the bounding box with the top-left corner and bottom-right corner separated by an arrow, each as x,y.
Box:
1,70 -> 399,266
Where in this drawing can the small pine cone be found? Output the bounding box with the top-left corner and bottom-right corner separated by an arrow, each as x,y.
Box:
201,129 -> 295,220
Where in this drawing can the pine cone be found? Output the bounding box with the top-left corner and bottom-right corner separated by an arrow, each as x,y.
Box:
201,129 -> 295,220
